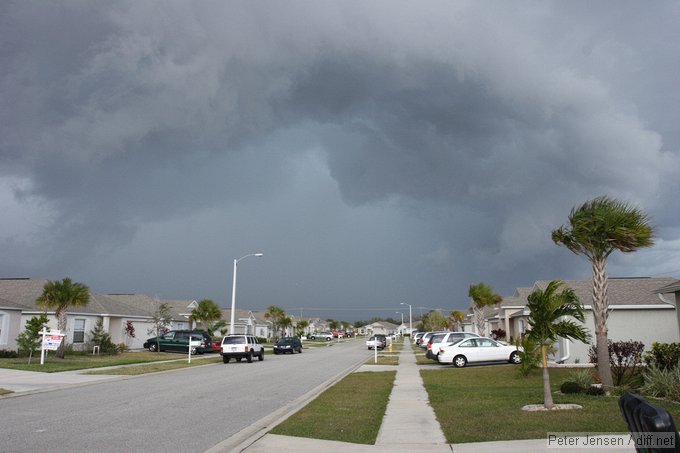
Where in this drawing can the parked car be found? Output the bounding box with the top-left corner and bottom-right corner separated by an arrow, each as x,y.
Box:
332,331 -> 345,338
426,332 -> 480,360
418,331 -> 447,349
220,334 -> 264,363
143,330 -> 213,354
437,337 -> 522,368
413,332 -> 424,345
310,332 -> 333,341
367,334 -> 387,350
273,337 -> 303,354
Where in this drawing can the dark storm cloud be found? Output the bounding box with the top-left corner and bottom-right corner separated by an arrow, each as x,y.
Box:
1,1 -> 679,317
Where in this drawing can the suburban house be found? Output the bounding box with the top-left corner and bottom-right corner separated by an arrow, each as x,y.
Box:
478,277 -> 679,363
0,278 -> 278,351
363,321 -> 399,336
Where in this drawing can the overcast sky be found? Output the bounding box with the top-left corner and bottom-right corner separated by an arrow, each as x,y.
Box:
1,1 -> 679,322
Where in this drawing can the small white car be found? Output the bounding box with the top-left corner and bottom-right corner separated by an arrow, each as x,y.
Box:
437,337 -> 522,368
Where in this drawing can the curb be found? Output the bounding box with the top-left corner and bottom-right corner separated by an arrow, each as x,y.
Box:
205,355 -> 369,453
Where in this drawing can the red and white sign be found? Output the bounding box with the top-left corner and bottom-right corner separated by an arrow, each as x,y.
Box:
42,335 -> 64,351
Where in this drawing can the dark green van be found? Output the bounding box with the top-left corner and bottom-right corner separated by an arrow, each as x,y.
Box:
143,330 -> 213,354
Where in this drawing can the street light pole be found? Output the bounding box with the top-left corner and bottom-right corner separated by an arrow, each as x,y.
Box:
230,253 -> 264,335
400,302 -> 412,335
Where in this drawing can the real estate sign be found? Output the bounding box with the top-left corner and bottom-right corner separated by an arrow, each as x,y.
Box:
42,334 -> 64,351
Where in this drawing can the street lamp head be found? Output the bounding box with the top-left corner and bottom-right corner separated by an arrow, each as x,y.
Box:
254,253 -> 264,257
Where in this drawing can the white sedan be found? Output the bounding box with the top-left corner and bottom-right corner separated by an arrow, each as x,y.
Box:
437,337 -> 522,368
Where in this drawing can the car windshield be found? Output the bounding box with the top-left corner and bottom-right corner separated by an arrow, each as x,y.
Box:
222,337 -> 246,345
277,339 -> 295,345
447,338 -> 465,346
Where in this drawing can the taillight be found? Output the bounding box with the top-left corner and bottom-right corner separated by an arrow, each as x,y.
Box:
244,346 -> 248,352
439,347 -> 445,353
427,344 -> 432,349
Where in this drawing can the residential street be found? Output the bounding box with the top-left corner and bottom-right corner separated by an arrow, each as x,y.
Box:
0,340 -> 368,453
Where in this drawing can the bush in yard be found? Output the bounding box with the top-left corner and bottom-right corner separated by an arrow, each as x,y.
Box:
514,336 -> 541,377
90,320 -> 118,355
0,349 -> 19,358
490,328 -> 506,340
560,381 -> 582,394
588,339 -> 644,386
644,342 -> 680,370
566,369 -> 593,389
15,313 -> 50,364
641,363 -> 680,402
585,385 -> 605,396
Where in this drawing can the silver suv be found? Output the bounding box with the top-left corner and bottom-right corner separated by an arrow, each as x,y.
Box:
221,335 -> 264,363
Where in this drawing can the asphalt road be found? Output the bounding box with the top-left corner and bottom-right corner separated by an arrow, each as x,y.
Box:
0,339 -> 370,453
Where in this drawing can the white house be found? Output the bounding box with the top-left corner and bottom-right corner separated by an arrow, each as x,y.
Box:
490,277 -> 679,363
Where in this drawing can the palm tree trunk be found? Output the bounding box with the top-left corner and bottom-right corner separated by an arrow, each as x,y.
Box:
591,257 -> 613,390
56,309 -> 67,359
542,346 -> 554,409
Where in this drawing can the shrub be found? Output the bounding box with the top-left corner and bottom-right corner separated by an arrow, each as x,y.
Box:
641,363 -> 680,402
566,369 -> 593,389
515,336 -> 541,377
90,320 -> 118,355
256,336 -> 268,344
644,342 -> 680,370
0,349 -> 18,358
588,339 -> 645,386
560,381 -> 582,394
116,343 -> 128,353
490,329 -> 506,340
585,386 -> 605,396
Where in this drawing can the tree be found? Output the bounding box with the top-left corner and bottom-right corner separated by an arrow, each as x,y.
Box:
552,196 -> 654,389
525,280 -> 590,409
295,319 -> 310,338
468,282 -> 502,337
16,313 -> 50,364
420,311 -> 448,331
189,299 -> 223,332
90,319 -> 117,354
148,302 -> 172,352
36,278 -> 90,359
449,310 -> 466,331
264,306 -> 288,339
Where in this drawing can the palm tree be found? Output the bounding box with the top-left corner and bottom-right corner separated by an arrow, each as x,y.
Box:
526,280 -> 590,409
449,310 -> 466,331
295,319 -> 310,338
36,278 -> 90,359
468,282 -> 502,336
189,299 -> 223,332
264,305 -> 287,338
552,196 -> 654,389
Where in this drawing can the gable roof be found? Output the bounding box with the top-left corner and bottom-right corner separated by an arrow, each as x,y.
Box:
531,277 -> 677,307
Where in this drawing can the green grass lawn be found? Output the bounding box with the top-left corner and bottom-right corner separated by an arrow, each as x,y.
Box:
0,351 -> 220,373
364,354 -> 399,365
86,356 -> 222,375
421,365 -> 680,443
270,371 -> 396,444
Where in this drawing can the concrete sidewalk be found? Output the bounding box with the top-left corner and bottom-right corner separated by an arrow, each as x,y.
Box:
237,339 -> 635,453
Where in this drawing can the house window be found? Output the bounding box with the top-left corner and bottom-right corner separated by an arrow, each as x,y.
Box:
73,319 -> 86,343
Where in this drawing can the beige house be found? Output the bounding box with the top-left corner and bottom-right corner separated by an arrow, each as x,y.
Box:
486,277 -> 679,363
0,278 -> 278,351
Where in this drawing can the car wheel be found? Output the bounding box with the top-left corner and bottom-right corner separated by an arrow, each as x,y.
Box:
298,347 -> 302,353
222,356 -> 230,363
258,349 -> 264,361
326,337 -> 331,341
310,336 -> 316,340
236,357 -> 242,362
247,351 -> 253,363
190,347 -> 197,355
509,351 -> 522,364
148,343 -> 158,352
453,355 -> 467,368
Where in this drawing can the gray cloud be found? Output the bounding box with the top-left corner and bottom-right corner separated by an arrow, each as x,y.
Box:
1,1 -> 679,320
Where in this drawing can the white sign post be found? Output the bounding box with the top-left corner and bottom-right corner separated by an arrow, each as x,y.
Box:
40,328 -> 65,365
188,337 -> 201,364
